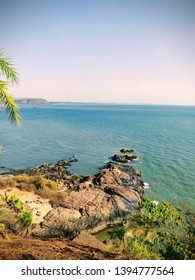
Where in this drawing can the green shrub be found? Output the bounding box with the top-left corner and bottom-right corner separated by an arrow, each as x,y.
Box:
136,197 -> 183,227
109,226 -> 125,240
122,236 -> 161,260
123,197 -> 195,260
18,211 -> 32,228
2,193 -> 33,228
4,193 -> 25,211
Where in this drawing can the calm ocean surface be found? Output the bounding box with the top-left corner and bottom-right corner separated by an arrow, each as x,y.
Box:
0,104 -> 195,208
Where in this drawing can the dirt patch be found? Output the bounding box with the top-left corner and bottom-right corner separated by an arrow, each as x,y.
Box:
0,236 -> 120,260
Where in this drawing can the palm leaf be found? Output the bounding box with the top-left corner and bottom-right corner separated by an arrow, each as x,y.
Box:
0,80 -> 21,126
0,50 -> 19,85
0,49 -> 21,126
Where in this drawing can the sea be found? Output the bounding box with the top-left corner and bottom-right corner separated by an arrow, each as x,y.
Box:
0,104 -> 195,209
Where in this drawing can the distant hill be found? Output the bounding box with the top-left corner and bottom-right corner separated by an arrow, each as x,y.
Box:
14,98 -> 48,105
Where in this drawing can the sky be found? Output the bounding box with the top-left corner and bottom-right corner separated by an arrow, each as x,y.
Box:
1,0 -> 195,104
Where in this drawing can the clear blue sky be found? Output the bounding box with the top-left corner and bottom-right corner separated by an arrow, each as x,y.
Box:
1,0 -> 195,104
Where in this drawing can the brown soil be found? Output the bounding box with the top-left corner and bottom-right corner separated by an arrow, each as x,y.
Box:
0,236 -> 120,260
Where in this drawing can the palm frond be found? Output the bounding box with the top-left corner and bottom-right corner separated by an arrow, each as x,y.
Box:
0,49 -> 19,85
0,80 -> 21,126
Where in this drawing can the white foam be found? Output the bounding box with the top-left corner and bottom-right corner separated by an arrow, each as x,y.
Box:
0,145 -> 4,153
133,157 -> 139,161
143,182 -> 149,189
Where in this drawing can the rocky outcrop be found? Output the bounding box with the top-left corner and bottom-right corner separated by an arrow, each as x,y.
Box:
1,151 -> 144,238
120,148 -> 135,153
113,147 -> 137,163
113,154 -> 137,163
113,154 -> 128,163
73,232 -> 106,250
32,162 -> 144,237
2,158 -> 82,191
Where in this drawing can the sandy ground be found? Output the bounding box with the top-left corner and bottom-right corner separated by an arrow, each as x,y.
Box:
0,188 -> 52,224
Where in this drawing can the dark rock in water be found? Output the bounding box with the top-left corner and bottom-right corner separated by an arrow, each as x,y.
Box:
125,154 -> 137,160
32,162 -> 144,237
113,154 -> 137,163
113,154 -> 128,163
120,148 -> 135,153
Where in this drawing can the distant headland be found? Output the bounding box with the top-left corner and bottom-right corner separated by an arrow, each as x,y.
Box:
14,98 -> 48,105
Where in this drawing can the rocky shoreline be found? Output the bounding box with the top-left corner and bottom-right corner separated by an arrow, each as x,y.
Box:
0,149 -> 144,238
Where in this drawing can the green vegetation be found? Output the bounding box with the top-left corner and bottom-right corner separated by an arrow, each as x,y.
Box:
119,198 -> 195,260
94,225 -> 125,242
120,236 -> 161,259
4,193 -> 25,212
0,49 -> 21,125
95,198 -> 195,260
0,193 -> 32,239
1,170 -> 194,260
3,193 -> 32,228
18,211 -> 32,227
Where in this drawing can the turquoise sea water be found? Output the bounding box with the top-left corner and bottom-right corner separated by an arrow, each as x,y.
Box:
0,104 -> 195,208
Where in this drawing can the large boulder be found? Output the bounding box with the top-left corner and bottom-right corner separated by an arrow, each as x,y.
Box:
113,154 -> 137,163
113,154 -> 128,163
73,232 -> 106,250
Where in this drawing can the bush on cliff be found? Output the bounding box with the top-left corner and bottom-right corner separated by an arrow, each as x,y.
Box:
0,193 -> 33,238
120,198 -> 195,260
3,193 -> 33,227
18,211 -> 32,228
4,193 -> 25,212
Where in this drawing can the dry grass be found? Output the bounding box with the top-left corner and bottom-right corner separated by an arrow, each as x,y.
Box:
0,175 -> 68,206
0,175 -> 57,190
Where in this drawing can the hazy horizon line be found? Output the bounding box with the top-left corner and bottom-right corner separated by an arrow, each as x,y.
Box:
14,98 -> 195,107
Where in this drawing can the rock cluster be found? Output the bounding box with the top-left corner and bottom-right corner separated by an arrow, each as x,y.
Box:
113,147 -> 137,163
120,148 -> 135,153
3,158 -> 83,190
1,149 -> 144,238
32,161 -> 144,237
113,154 -> 137,163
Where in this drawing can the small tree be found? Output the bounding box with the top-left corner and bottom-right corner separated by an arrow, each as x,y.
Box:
0,49 -> 21,126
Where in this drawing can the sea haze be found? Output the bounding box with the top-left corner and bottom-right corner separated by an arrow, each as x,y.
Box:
0,104 -> 195,208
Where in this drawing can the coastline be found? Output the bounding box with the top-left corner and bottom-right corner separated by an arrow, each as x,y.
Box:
0,150 -> 145,235
1,151 -> 194,260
